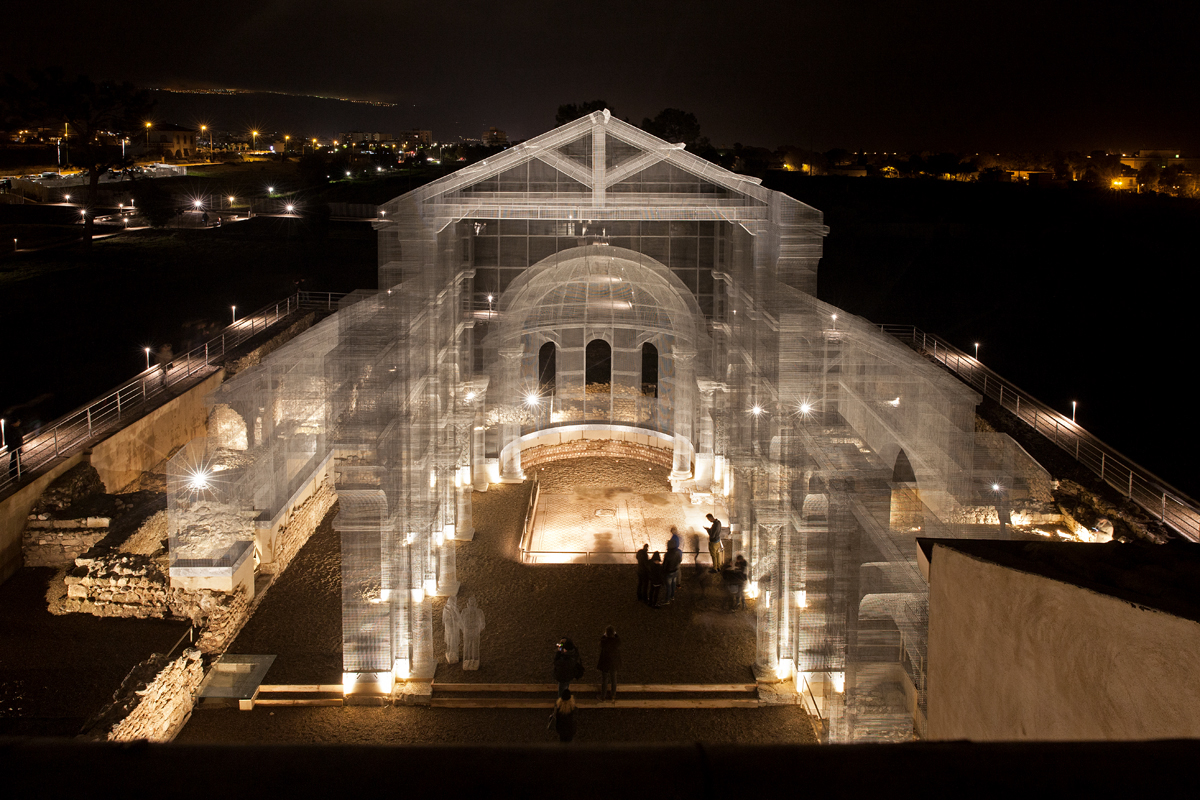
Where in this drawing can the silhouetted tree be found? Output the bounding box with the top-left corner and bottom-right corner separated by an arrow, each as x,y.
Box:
1137,162 -> 1161,192
556,101 -> 611,125
641,109 -> 701,147
4,68 -> 154,251
128,176 -> 175,228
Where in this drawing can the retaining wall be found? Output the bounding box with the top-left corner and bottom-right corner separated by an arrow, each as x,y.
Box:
517,426 -> 675,471
89,370 -> 226,492
106,648 -> 205,743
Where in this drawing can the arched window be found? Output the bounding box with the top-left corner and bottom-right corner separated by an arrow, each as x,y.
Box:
892,449 -> 917,483
538,341 -> 556,396
585,339 -> 611,388
641,342 -> 659,397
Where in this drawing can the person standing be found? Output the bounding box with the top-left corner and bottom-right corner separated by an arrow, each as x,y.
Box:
705,513 -> 725,572
553,637 -> 583,695
596,626 -> 622,702
663,534 -> 683,605
553,688 -> 578,742
635,543 -> 650,604
648,551 -> 665,608
6,419 -> 22,481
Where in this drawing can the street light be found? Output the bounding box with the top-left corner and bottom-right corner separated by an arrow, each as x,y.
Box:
251,130 -> 258,151
1071,401 -> 1077,423
231,305 -> 237,323
285,204 -> 295,214
974,342 -> 980,360
145,121 -> 152,149
200,125 -> 208,160
145,347 -> 151,370
284,134 -> 290,153
228,195 -> 235,210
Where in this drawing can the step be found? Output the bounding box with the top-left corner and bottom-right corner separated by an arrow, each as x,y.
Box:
254,698 -> 344,707
432,683 -> 757,694
430,697 -> 760,709
428,682 -> 761,709
259,684 -> 344,694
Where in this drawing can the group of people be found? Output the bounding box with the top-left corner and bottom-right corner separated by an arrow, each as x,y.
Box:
548,626 -> 622,742
635,524 -> 684,608
635,515 -> 749,611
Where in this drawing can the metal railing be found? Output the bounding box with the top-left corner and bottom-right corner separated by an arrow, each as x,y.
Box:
881,324 -> 1200,542
2,291 -> 343,499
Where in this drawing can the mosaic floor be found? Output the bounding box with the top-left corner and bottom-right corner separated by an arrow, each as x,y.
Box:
526,486 -> 727,564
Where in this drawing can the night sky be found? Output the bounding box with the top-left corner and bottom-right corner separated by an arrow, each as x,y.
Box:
7,0 -> 1200,150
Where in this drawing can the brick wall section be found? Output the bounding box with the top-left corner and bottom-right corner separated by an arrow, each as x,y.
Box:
260,475 -> 335,576
23,524 -> 108,567
522,439 -> 673,470
107,648 -> 204,743
64,552 -> 249,653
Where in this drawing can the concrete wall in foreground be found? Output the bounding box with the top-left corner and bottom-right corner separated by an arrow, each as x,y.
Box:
928,543 -> 1200,740
89,370 -> 225,492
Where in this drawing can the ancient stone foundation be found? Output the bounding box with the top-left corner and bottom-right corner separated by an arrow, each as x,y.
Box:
23,518 -> 109,568
105,648 -> 205,743
64,551 -> 249,653
521,438 -> 674,470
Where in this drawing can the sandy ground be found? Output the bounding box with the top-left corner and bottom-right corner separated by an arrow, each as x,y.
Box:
180,458 -> 816,744
178,705 -> 817,745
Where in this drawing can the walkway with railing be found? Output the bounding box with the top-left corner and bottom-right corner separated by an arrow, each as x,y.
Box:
880,324 -> 1200,542
1,290 -> 345,500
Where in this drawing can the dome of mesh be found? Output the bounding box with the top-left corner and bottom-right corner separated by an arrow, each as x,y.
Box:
498,245 -> 702,346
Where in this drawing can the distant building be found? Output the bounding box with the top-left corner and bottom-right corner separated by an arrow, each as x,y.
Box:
344,132 -> 396,144
1119,149 -> 1200,172
396,130 -> 433,149
482,127 -> 508,147
145,123 -> 197,159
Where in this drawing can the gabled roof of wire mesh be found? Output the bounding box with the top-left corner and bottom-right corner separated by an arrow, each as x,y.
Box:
497,245 -> 704,347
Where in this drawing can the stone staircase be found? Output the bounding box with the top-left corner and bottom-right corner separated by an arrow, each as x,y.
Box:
429,682 -> 760,709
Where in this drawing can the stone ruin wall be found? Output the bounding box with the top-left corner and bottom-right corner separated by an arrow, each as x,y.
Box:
259,473 -> 336,576
521,438 -> 674,471
64,551 -> 250,653
105,648 -> 205,743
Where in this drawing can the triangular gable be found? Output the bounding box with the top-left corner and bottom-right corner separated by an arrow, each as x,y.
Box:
391,110 -> 770,211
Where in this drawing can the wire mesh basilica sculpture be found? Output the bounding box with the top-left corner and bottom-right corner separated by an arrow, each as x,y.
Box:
172,111 -> 1038,741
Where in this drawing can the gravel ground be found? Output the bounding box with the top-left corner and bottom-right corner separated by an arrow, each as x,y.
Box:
0,567 -> 190,737
180,457 -> 816,745
178,704 -> 817,745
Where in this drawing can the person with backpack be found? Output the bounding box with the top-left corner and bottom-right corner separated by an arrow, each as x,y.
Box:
553,637 -> 584,695
550,688 -> 578,742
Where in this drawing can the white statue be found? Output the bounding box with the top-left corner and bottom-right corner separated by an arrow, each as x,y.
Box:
460,595 -> 485,670
442,596 -> 462,663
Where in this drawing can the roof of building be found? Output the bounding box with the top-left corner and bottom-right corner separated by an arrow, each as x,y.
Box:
919,537 -> 1200,624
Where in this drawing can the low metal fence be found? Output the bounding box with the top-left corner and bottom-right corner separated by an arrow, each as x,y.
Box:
881,324 -> 1200,542
2,290 -> 345,499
